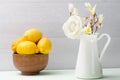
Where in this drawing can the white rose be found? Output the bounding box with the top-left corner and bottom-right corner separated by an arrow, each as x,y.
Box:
63,15 -> 83,39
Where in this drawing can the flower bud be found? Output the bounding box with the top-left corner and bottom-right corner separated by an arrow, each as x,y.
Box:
85,2 -> 92,9
69,3 -> 74,15
98,14 -> 104,23
73,8 -> 78,16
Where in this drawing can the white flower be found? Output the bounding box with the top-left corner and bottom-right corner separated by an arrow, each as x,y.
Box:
69,3 -> 74,14
85,2 -> 96,15
63,16 -> 83,39
98,14 -> 104,23
90,5 -> 96,15
73,8 -> 78,16
85,2 -> 92,10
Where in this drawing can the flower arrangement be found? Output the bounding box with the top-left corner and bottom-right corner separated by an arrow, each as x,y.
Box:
63,2 -> 104,39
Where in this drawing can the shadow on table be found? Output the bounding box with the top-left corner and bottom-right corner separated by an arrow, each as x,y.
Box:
39,71 -> 57,75
18,71 -> 63,76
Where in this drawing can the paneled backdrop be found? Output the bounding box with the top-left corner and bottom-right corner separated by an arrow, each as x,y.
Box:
0,0 -> 120,70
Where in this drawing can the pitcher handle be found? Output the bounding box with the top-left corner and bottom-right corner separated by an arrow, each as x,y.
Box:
97,33 -> 111,60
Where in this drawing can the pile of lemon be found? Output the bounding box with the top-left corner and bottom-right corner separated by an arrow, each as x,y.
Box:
11,28 -> 52,55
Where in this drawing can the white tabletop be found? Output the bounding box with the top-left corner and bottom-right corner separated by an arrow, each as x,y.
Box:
0,68 -> 120,80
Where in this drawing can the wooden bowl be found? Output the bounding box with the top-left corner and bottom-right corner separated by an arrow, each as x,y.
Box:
13,53 -> 48,75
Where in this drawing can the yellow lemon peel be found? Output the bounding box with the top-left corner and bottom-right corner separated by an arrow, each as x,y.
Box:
23,28 -> 42,43
37,36 -> 52,54
11,37 -> 27,52
16,41 -> 39,54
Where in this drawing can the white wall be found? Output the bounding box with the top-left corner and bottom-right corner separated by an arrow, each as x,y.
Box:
0,0 -> 120,70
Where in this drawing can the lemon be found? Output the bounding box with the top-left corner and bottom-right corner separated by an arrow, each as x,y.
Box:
37,36 -> 52,54
23,28 -> 42,43
16,41 -> 39,54
11,37 -> 26,52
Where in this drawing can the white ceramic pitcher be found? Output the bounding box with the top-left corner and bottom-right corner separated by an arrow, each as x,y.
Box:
75,33 -> 111,79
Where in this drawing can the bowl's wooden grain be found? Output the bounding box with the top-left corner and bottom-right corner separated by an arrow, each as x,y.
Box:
13,53 -> 48,75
